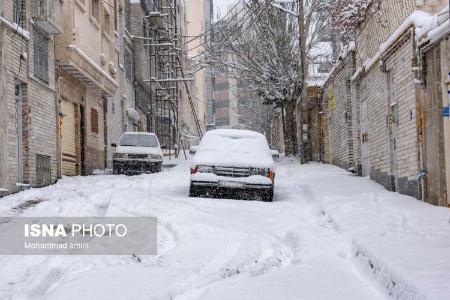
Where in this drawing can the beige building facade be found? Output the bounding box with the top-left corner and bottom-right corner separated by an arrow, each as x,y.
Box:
182,0 -> 212,140
55,0 -> 118,175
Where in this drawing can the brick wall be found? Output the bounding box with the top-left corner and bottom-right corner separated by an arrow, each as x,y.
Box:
356,0 -> 415,67
351,80 -> 362,173
321,87 -> 331,164
358,33 -> 419,197
326,53 -> 355,170
1,0 -> 58,194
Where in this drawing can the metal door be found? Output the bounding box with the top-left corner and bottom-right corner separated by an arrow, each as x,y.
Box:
360,98 -> 369,176
60,100 -> 77,176
36,154 -> 51,187
387,71 -> 399,191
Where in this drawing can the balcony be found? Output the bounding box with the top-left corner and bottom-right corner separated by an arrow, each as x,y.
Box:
32,0 -> 63,34
57,45 -> 118,97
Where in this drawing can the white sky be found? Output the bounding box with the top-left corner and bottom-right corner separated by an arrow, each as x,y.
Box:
213,0 -> 237,19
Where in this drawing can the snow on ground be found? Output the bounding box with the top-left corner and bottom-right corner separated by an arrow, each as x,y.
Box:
0,159 -> 448,300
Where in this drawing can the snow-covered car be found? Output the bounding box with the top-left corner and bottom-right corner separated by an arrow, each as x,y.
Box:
112,132 -> 164,174
189,129 -> 275,201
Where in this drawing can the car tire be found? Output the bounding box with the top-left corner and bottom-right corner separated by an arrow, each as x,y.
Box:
113,167 -> 120,175
189,184 -> 200,197
262,187 -> 274,202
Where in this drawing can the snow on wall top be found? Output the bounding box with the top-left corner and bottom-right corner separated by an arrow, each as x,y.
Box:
350,10 -> 437,81
193,129 -> 274,168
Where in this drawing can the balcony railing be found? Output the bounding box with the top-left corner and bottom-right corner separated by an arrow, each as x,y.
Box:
32,0 -> 63,34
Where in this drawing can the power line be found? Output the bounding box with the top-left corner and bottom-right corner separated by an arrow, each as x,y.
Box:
183,2 -> 258,54
186,2 -> 266,63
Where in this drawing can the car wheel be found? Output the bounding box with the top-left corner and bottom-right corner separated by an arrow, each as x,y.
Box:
262,187 -> 274,202
189,184 -> 200,197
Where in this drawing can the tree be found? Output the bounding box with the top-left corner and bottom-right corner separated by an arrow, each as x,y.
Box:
205,0 -> 330,156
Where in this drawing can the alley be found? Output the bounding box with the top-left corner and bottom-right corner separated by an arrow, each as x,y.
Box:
0,159 -> 448,300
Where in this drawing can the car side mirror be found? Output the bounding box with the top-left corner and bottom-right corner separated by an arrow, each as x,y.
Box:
189,146 -> 198,155
111,143 -> 117,147
160,145 -> 167,150
271,149 -> 280,161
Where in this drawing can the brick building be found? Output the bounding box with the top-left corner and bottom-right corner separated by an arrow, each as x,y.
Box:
321,0 -> 449,205
0,0 -> 61,195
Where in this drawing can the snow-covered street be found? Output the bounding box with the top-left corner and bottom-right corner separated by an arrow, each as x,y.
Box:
0,159 -> 449,300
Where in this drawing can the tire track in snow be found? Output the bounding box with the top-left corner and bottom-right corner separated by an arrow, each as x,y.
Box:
140,183 -> 345,300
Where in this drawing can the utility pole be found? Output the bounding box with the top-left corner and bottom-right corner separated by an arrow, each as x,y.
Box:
298,0 -> 307,163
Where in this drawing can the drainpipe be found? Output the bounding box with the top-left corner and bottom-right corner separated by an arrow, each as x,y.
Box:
56,72 -> 62,180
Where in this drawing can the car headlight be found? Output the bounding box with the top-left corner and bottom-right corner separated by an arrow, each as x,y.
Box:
250,168 -> 268,176
197,165 -> 214,173
114,153 -> 127,159
149,154 -> 162,160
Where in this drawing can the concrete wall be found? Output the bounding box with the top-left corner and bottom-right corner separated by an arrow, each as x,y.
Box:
441,36 -> 450,206
421,32 -> 450,207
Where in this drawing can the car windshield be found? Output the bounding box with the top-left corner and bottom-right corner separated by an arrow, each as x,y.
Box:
119,134 -> 158,147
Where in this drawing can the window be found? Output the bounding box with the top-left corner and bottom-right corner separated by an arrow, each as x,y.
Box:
103,8 -> 111,35
114,0 -> 118,31
318,62 -> 332,74
124,0 -> 131,32
91,108 -> 99,134
91,0 -> 99,20
124,44 -> 133,81
13,0 -> 24,26
119,134 -> 159,147
34,29 -> 49,82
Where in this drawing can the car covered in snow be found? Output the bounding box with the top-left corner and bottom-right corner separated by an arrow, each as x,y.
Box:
189,129 -> 275,201
112,132 -> 164,174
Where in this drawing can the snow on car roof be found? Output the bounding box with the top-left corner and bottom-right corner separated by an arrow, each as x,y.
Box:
193,129 -> 274,168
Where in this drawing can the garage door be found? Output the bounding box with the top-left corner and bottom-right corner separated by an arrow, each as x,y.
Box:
61,100 -> 78,176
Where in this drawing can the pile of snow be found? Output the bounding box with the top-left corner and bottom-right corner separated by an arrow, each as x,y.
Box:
417,5 -> 449,44
293,164 -> 450,300
193,129 -> 274,168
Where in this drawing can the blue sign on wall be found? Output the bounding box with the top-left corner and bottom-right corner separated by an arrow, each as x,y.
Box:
443,106 -> 450,118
